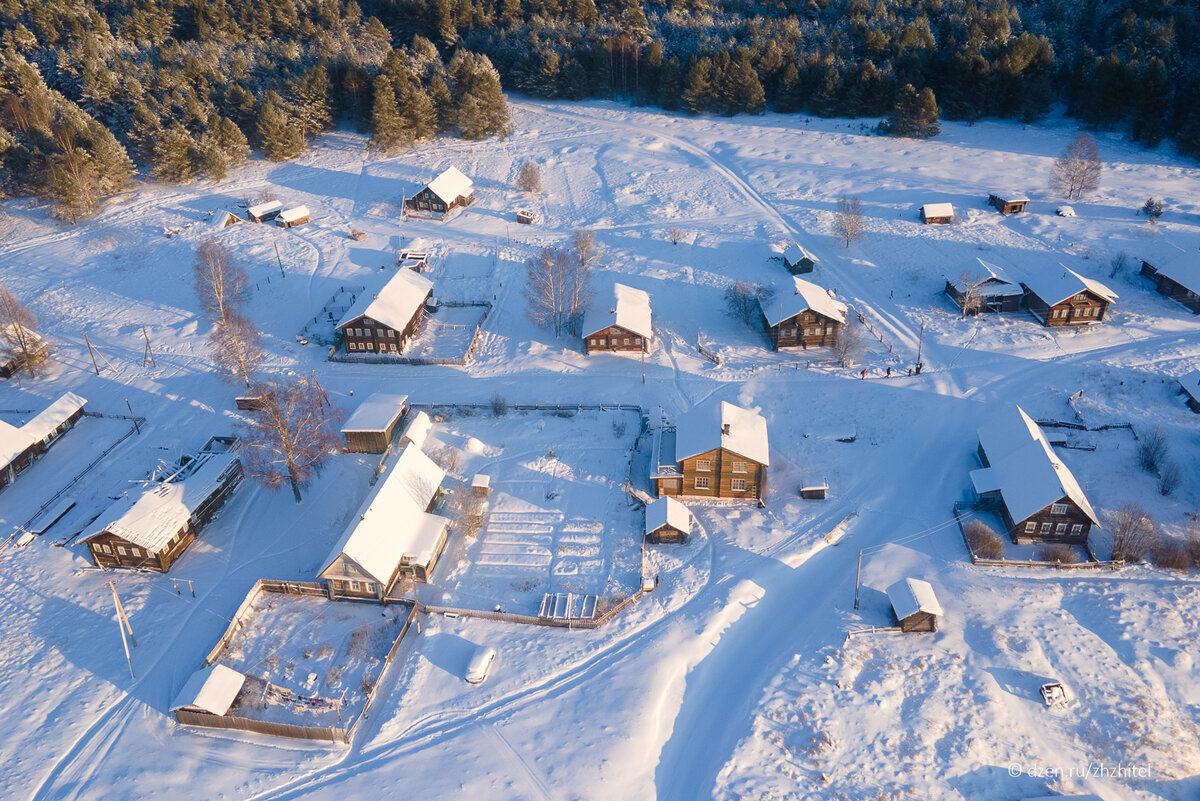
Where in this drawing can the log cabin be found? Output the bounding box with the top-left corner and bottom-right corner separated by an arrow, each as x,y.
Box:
783,243 -> 818,274
246,200 -> 282,223
1140,259 -> 1200,314
318,443 -> 449,601
943,258 -> 1024,314
920,202 -> 954,224
0,392 -> 86,492
84,437 -> 243,572
583,284 -> 652,354
886,578 -> 943,632
1020,268 -> 1117,327
275,205 -> 309,228
336,269 -> 434,356
644,496 -> 692,543
970,406 -> 1100,545
405,166 -> 474,218
651,401 -> 769,502
760,276 -> 847,350
341,393 -> 409,453
1177,371 -> 1200,413
988,193 -> 1029,214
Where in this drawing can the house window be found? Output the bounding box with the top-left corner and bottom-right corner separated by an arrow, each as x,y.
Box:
98,544 -> 112,554
731,478 -> 746,491
348,342 -> 357,351
364,328 -> 373,337
1024,522 -> 1036,533
387,329 -> 395,337
129,547 -> 142,557
366,342 -> 374,350
364,582 -> 376,594
116,545 -> 127,556
783,328 -> 793,337
695,459 -> 711,472
1071,523 -> 1083,535
694,476 -> 710,490
662,479 -> 679,490
589,339 -> 597,346
624,338 -> 631,345
350,581 -> 361,591
1056,522 -> 1067,534
1051,503 -> 1068,515
732,461 -> 747,474
1040,522 -> 1051,534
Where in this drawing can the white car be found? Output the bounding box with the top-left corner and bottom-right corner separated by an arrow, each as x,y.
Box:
465,647 -> 496,684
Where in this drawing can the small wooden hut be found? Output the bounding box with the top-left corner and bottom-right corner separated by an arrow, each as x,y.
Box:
246,201 -> 282,223
886,578 -> 943,632
644,496 -> 692,543
341,393 -> 409,453
1140,259 -> 1200,314
517,210 -> 535,224
171,664 -> 246,723
1178,371 -> 1200,413
988,193 -> 1029,214
275,205 -> 310,228
920,203 -> 954,224
471,473 -> 491,498
783,243 -> 818,274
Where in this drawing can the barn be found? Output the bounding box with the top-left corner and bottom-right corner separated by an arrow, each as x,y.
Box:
760,276 -> 847,350
246,200 -> 282,223
651,401 -> 769,502
782,243 -> 818,274
970,406 -> 1099,545
275,205 -> 310,228
318,443 -> 449,601
406,166 -> 474,218
644,496 -> 692,543
1140,259 -> 1200,314
920,203 -> 954,224
341,393 -> 409,453
1020,267 -> 1117,327
336,269 -> 434,356
171,664 -> 246,723
583,284 -> 652,354
944,259 -> 1024,314
886,578 -> 943,632
1177,371 -> 1200,413
0,392 -> 87,492
210,211 -> 241,229
83,438 -> 243,572
988,193 -> 1029,214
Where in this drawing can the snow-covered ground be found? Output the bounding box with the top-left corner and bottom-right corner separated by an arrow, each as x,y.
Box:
1,99 -> 1199,801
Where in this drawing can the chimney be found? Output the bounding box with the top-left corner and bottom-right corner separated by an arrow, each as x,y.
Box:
722,423 -> 730,435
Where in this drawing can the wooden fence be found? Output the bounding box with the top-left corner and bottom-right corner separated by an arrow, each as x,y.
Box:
696,332 -> 721,365
419,589 -> 645,630
204,579 -> 328,665
173,708 -> 346,744
953,502 -> 1119,570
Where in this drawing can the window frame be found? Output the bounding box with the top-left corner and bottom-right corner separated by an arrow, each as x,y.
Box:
694,476 -> 711,490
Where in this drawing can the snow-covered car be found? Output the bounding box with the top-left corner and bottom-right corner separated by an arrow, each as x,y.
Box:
465,646 -> 496,684
1056,205 -> 1075,217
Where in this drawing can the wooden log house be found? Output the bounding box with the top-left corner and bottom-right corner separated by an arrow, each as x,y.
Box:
318,443 -> 449,601
1140,259 -> 1200,314
341,393 -> 409,453
335,268 -> 434,356
0,392 -> 87,492
583,284 -> 652,354
644,496 -> 692,543
246,200 -> 282,223
988,193 -> 1029,214
1177,370 -> 1200,413
886,578 -> 943,632
84,437 -> 243,572
760,276 -> 847,350
275,205 -> 310,228
782,243 -> 818,274
943,258 -> 1024,314
1020,268 -> 1117,327
651,401 -> 769,502
405,166 -> 474,219
970,406 -> 1099,545
920,202 -> 955,224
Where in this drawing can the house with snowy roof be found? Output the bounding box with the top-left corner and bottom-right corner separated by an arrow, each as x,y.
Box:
970,406 -> 1099,545
336,268 -> 434,356
318,443 -> 449,601
920,202 -> 954,224
782,243 -> 818,274
1140,257 -> 1200,314
0,392 -> 86,492
943,258 -> 1025,314
341,393 -> 409,453
886,578 -> 943,632
1177,370 -> 1200,413
988,192 -> 1029,214
583,284 -> 652,354
171,664 -> 246,723
83,437 -> 243,572
1019,266 -> 1117,327
406,166 -> 474,219
651,401 -> 769,502
644,496 -> 692,543
760,276 -> 847,350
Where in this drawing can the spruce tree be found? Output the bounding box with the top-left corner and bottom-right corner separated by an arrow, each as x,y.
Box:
725,48 -> 765,114
216,116 -> 250,167
368,76 -> 409,153
152,122 -> 200,183
256,92 -> 304,161
399,81 -> 437,142
291,64 -> 332,140
886,84 -> 940,138
427,73 -> 455,133
682,57 -> 714,114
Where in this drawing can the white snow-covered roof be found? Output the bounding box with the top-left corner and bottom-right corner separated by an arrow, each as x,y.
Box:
645,496 -> 691,535
246,200 -> 282,218
1021,266 -> 1117,307
319,444 -> 447,585
276,205 -> 309,224
971,406 -> 1100,526
887,578 -> 943,621
0,392 -> 87,471
675,401 -> 769,466
211,211 -> 240,228
342,393 -> 408,433
761,277 -> 848,327
471,473 -> 490,489
84,450 -> 241,553
425,166 -> 474,205
400,410 -> 432,448
992,191 -> 1029,202
336,268 -> 433,331
922,202 -> 954,218
583,283 -> 653,339
783,243 -> 817,266
1178,370 -> 1200,402
171,664 -> 245,716
1148,260 -> 1200,295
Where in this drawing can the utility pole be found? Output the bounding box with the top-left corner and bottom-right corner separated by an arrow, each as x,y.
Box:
274,242 -> 285,278
125,399 -> 140,434
641,341 -> 646,384
853,549 -> 864,610
141,328 -> 157,368
84,333 -> 101,375
108,581 -> 137,678
915,320 -> 925,375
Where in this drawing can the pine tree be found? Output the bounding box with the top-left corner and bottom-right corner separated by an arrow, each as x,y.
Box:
886,84 -> 940,138
216,116 -> 249,166
256,92 -> 304,161
368,76 -> 409,153
774,62 -> 802,113
724,48 -> 765,114
290,64 -> 332,140
427,73 -> 455,133
398,80 -> 437,142
152,122 -> 200,183
656,57 -> 683,111
682,57 -> 714,114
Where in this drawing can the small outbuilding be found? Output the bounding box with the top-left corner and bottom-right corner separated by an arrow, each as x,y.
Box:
171,664 -> 246,722
583,284 -> 653,354
400,410 -> 433,449
406,166 -> 474,219
1178,371 -> 1200,413
988,193 -> 1029,214
886,578 -> 943,632
211,211 -> 241,229
341,393 -> 409,453
782,243 -> 818,274
921,203 -> 955,224
246,200 -> 283,223
275,205 -> 310,228
0,392 -> 87,491
1140,259 -> 1200,314
517,210 -> 535,225
644,496 -> 692,543
471,473 -> 491,498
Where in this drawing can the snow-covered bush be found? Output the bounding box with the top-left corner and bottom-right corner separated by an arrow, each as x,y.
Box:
1039,544 -> 1077,565
964,520 -> 1004,559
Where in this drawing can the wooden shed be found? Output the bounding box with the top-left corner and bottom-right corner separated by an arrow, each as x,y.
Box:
341,393 -> 409,453
275,205 -> 310,228
517,210 -> 535,225
1178,371 -> 1200,413
920,203 -> 954,224
0,392 -> 87,492
471,473 -> 491,498
988,193 -> 1029,214
171,664 -> 246,723
246,200 -> 282,223
1141,259 -> 1200,314
886,578 -> 942,632
782,243 -> 818,274
644,496 -> 692,543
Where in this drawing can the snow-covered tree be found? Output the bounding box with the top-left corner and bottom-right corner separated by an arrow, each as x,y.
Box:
1050,133 -> 1102,200
0,286 -> 49,378
193,239 -> 248,324
210,312 -> 265,388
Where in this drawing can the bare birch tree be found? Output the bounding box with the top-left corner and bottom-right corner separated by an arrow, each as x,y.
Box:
723,281 -> 773,327
833,195 -> 866,248
193,239 -> 249,324
524,246 -> 591,337
1107,503 -> 1155,562
834,314 -> 867,367
565,250 -> 592,337
0,286 -> 49,378
209,312 -> 265,388
954,272 -> 983,318
517,161 -> 542,193
450,486 -> 487,539
572,229 -> 599,269
235,376 -> 343,502
1049,133 -> 1102,200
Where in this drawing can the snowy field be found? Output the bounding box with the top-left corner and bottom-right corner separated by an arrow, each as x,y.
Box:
1,99 -> 1200,800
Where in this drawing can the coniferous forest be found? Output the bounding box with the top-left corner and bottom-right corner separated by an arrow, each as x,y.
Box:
1,0 -> 1198,220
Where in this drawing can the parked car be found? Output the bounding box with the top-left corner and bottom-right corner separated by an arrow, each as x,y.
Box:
465,646 -> 496,684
